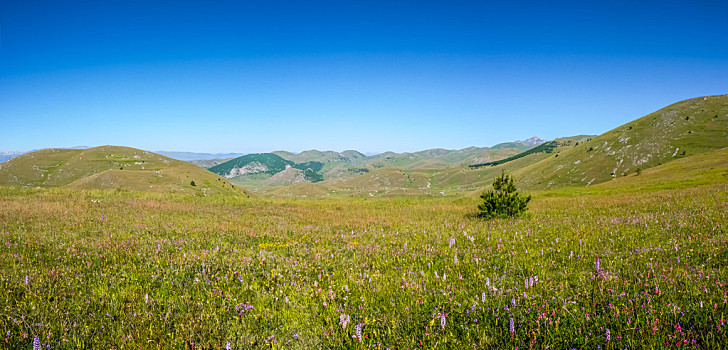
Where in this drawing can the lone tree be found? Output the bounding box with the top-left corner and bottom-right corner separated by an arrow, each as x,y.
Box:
478,171 -> 531,219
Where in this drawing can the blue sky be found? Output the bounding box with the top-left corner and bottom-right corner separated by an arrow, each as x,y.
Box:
1,0 -> 726,154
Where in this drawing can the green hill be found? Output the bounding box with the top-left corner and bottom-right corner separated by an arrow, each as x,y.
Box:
515,95 -> 728,189
0,146 -> 248,197
209,153 -> 295,177
208,153 -> 325,188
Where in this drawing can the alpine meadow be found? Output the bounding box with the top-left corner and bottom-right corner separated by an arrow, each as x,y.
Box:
2,95 -> 728,349
2,1 -> 728,349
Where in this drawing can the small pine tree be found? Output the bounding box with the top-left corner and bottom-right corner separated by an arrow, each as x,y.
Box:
478,171 -> 531,219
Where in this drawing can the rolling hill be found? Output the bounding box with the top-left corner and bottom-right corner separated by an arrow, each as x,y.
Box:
514,95 -> 728,189
208,141 -> 544,191
0,146 -> 248,197
207,153 -> 324,186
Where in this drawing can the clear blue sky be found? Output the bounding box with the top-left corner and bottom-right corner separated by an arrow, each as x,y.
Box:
1,0 -> 726,154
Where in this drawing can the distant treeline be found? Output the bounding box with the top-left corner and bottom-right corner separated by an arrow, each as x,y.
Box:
469,141 -> 558,168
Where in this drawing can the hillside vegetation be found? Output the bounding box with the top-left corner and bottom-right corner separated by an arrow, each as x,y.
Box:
0,146 -> 247,197
516,95 -> 728,189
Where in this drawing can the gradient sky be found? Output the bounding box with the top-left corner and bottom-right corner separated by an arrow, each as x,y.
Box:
1,0 -> 727,154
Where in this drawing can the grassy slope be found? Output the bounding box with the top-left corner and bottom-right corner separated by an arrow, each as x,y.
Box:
590,146 -> 728,192
0,146 -> 247,197
515,95 -> 728,189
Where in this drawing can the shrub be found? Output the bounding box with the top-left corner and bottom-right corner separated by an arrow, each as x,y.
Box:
478,171 -> 531,219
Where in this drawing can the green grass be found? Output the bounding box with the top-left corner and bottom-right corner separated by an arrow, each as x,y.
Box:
1,175 -> 727,348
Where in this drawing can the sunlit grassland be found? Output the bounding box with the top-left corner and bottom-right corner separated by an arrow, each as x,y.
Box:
1,183 -> 727,349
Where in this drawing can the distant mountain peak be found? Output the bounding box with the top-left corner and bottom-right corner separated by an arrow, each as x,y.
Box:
514,136 -> 547,146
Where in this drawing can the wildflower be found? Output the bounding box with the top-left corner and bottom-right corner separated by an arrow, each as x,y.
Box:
595,255 -> 600,271
145,293 -> 149,304
606,328 -> 611,342
449,236 -> 455,249
340,314 -> 350,329
355,323 -> 362,342
33,335 -> 41,350
509,318 -> 515,335
512,296 -> 516,307
441,315 -> 446,329
486,277 -> 490,287
454,254 -> 458,265
482,292 -> 486,303
25,276 -> 29,286
226,342 -> 231,349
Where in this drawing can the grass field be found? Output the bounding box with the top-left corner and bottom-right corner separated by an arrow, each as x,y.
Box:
1,178 -> 727,348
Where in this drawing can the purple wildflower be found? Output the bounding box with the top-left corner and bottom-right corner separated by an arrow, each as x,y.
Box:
355,323 -> 362,342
